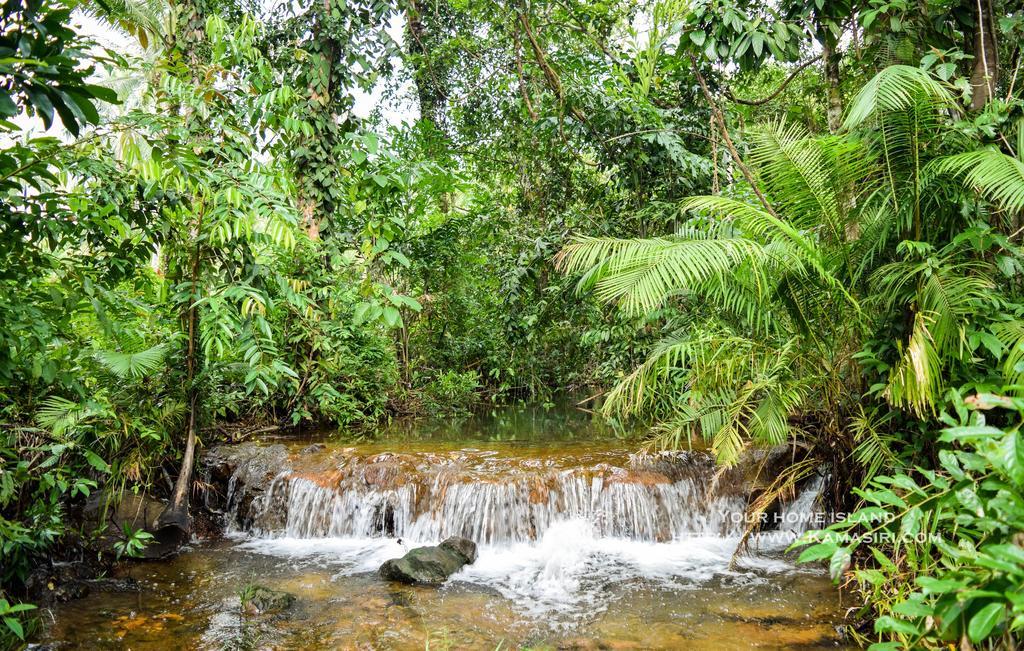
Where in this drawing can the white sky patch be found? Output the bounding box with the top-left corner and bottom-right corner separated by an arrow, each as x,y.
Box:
352,12 -> 417,126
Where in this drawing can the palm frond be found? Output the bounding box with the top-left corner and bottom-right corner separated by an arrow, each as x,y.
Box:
636,335 -> 805,465
850,406 -> 900,482
843,65 -> 957,130
76,0 -> 168,49
557,234 -> 768,316
36,396 -> 93,436
734,457 -> 820,555
748,121 -> 868,244
873,255 -> 992,352
95,343 -> 168,379
930,148 -> 1024,212
885,311 -> 943,414
991,320 -> 1024,389
917,267 -> 993,351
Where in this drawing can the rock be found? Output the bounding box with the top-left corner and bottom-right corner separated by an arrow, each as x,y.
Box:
301,443 -> 326,454
438,536 -> 477,563
81,491 -> 178,559
203,442 -> 290,491
378,536 -> 477,585
88,577 -> 141,593
240,584 -> 296,615
24,562 -> 95,606
201,443 -> 291,528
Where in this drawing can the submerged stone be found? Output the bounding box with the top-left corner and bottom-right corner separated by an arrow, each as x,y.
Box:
240,584 -> 296,615
379,536 -> 477,585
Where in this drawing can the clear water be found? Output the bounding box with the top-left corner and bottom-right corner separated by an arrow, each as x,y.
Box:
38,403 -> 850,649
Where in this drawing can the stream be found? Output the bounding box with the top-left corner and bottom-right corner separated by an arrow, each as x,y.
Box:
37,403 -> 850,649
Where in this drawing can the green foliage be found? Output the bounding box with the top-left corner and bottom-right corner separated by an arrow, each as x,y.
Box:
112,523 -> 154,559
795,394 -> 1024,649
0,598 -> 36,643
95,343 -> 169,379
419,370 -> 480,414
558,64 -> 1024,467
0,0 -> 116,135
0,0 -> 1023,645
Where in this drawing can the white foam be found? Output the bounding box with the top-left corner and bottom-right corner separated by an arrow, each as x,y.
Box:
227,456 -> 827,625
235,517 -> 803,624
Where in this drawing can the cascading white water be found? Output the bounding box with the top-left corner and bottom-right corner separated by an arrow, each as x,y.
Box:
224,444 -> 827,624
233,450 -> 750,543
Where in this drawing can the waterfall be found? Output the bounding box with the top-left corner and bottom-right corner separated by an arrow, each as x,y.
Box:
218,442 -> 833,625
227,448 -> 755,544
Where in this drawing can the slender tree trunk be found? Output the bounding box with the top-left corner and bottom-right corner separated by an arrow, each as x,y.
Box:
157,206 -> 204,542
969,0 -> 999,110
156,0 -> 207,544
688,55 -> 776,218
406,0 -> 451,216
296,1 -> 336,241
406,0 -> 447,131
513,25 -> 538,122
820,28 -> 843,133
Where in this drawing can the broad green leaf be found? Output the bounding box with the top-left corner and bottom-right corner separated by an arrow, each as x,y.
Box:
797,542 -> 836,563
892,598 -> 932,617
968,602 -> 1005,642
829,546 -> 851,581
900,506 -> 923,537
917,576 -> 966,594
83,450 -> 110,474
874,615 -> 920,636
3,616 -> 24,639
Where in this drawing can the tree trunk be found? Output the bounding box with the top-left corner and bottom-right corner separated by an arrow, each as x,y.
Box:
295,1 -> 337,240
406,0 -> 451,214
969,0 -> 999,111
156,1 -> 207,545
155,395 -> 197,540
406,0 -> 447,131
156,211 -> 204,545
821,31 -> 843,133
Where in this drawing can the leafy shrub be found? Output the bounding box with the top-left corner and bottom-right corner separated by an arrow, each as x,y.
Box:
0,598 -> 36,646
795,393 -> 1024,649
419,370 -> 481,414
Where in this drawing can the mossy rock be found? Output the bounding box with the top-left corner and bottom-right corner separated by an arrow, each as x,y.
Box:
239,584 -> 296,615
379,536 -> 477,585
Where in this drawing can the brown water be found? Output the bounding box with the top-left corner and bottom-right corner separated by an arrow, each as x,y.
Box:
38,403 -> 850,650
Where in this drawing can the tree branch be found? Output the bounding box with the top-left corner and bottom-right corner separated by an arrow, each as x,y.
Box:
723,55 -> 820,106
688,54 -> 776,217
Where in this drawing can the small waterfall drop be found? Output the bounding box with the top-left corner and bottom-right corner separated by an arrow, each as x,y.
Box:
232,448 -> 752,544
218,438 -> 829,624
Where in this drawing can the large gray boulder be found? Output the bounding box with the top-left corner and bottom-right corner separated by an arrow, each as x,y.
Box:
82,491 -> 179,559
379,537 -> 478,585
201,442 -> 290,528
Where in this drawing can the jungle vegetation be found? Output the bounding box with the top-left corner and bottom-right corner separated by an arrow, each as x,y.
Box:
1,0 -> 1023,647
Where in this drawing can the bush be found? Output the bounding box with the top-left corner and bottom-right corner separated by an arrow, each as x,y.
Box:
419,370 -> 481,414
795,393 -> 1024,649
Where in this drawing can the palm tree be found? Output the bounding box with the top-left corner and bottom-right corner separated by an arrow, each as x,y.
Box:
73,0 -> 172,113
557,65 -> 1024,495
76,0 -> 168,49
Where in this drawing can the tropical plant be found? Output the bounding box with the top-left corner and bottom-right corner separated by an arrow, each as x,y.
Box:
112,523 -> 154,559
0,598 -> 36,643
795,392 -> 1024,649
558,64 -> 1024,476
